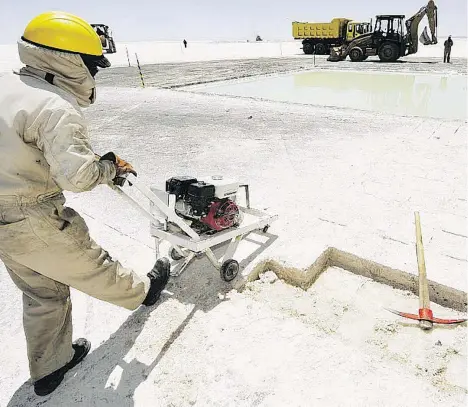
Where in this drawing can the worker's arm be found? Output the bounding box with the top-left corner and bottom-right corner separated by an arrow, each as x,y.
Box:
35,107 -> 117,193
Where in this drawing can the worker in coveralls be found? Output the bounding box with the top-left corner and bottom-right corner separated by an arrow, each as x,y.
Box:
443,35 -> 453,63
0,11 -> 170,396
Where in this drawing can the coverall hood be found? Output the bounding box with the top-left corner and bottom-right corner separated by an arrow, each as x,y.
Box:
17,39 -> 97,107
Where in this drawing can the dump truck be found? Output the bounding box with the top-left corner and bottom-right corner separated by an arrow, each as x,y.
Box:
292,18 -> 372,55
328,0 -> 438,62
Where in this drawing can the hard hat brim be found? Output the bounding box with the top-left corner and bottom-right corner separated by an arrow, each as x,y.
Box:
21,36 -> 110,66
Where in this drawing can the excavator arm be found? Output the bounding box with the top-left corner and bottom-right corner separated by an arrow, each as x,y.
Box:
405,0 -> 438,55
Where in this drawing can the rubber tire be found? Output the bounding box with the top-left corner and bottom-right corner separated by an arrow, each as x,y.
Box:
262,225 -> 270,234
303,43 -> 314,55
349,47 -> 364,62
378,43 -> 399,62
315,43 -> 327,55
170,247 -> 184,261
220,259 -> 239,282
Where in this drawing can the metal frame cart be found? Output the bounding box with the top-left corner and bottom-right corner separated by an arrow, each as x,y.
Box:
110,176 -> 278,281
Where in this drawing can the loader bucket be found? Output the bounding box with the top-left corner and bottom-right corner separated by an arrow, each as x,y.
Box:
328,46 -> 345,62
419,27 -> 432,45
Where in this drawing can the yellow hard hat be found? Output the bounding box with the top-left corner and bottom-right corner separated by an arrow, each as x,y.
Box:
22,11 -> 103,56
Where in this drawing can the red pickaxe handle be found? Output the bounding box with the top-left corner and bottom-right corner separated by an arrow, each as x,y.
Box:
385,308 -> 467,325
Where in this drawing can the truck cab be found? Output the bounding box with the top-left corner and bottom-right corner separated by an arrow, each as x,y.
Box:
346,21 -> 372,42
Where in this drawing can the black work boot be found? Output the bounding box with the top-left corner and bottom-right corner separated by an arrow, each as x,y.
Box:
34,338 -> 91,396
142,258 -> 170,306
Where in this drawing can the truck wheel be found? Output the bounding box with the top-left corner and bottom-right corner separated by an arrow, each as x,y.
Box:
315,43 -> 326,55
378,43 -> 399,62
349,47 -> 364,62
303,43 -> 314,55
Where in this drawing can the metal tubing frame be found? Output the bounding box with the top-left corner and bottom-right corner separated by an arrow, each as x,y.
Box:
110,177 -> 200,240
111,176 -> 278,276
170,252 -> 196,277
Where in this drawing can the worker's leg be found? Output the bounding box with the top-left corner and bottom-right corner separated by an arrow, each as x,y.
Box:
447,49 -> 451,63
0,197 -> 150,311
2,258 -> 73,381
443,49 -> 447,63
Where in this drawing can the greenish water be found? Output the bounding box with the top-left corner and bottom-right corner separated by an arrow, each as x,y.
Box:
198,70 -> 467,120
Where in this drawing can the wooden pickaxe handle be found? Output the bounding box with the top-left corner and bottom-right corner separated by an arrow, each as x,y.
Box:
386,212 -> 467,327
415,212 -> 433,330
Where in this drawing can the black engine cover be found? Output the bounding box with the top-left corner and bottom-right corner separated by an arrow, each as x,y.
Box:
187,182 -> 215,216
166,176 -> 198,199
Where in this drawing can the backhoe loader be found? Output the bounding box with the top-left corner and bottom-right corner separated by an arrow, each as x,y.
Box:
328,1 -> 438,62
91,24 -> 117,54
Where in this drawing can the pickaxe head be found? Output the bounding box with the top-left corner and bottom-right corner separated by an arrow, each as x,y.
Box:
386,308 -> 467,325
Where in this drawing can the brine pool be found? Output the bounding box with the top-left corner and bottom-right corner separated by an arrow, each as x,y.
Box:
192,70 -> 467,120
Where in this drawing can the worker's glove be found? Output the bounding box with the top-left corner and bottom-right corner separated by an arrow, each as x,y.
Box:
99,152 -> 137,185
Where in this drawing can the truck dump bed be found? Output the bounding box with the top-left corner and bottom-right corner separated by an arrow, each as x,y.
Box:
292,18 -> 351,40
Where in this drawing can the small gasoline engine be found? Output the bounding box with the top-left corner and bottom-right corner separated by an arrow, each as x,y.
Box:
165,176 -> 242,232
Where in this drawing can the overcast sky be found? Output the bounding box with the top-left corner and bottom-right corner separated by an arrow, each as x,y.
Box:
1,0 -> 466,44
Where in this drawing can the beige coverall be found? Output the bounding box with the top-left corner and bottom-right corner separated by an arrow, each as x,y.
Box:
0,41 -> 150,381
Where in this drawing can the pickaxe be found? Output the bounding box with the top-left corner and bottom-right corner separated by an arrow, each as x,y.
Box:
386,212 -> 467,330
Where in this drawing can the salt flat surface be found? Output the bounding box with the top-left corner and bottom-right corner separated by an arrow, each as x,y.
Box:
95,56 -> 467,93
3,265 -> 466,406
1,38 -> 467,74
80,86 -> 467,292
0,55 -> 466,406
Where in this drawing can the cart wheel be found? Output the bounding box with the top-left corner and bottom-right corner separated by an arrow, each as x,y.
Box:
220,259 -> 239,282
170,247 -> 184,261
262,225 -> 270,234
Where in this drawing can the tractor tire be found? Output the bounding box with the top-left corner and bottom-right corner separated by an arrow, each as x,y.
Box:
315,43 -> 327,55
349,47 -> 364,62
303,43 -> 314,55
378,43 -> 399,62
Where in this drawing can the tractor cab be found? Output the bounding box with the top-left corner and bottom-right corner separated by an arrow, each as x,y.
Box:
91,24 -> 117,54
373,15 -> 405,42
370,15 -> 406,59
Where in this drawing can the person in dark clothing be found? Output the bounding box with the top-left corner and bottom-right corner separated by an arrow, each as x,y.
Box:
444,35 -> 453,63
183,39 -> 187,48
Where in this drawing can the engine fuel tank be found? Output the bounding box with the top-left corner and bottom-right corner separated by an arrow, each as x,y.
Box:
199,176 -> 240,200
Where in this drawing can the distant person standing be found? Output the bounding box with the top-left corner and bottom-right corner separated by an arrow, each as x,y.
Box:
443,35 -> 453,63
183,39 -> 187,48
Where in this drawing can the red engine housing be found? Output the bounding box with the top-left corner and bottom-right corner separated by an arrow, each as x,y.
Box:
200,199 -> 240,231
